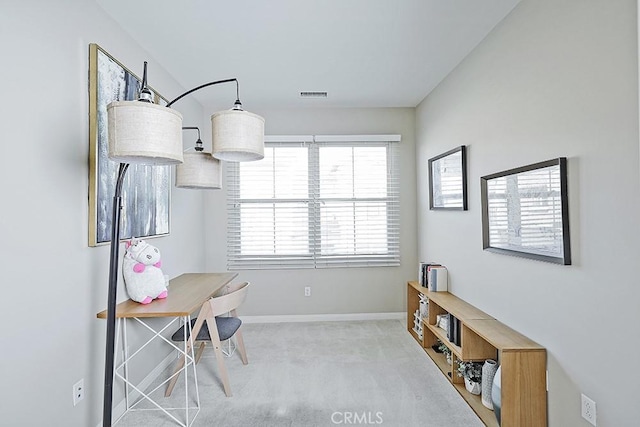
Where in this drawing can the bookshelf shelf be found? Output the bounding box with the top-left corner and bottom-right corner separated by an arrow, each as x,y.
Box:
406,281 -> 547,427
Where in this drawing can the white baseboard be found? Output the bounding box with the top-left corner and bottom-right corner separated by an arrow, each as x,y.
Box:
241,312 -> 404,323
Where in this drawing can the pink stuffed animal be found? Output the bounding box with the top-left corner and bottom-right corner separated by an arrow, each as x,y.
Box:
122,238 -> 168,304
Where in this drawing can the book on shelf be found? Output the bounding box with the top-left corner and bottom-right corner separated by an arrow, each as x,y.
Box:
427,265 -> 448,292
450,316 -> 461,346
446,313 -> 462,346
447,313 -> 455,343
418,262 -> 441,287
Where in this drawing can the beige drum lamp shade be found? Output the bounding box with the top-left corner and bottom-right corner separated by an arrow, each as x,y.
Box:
107,101 -> 184,164
211,109 -> 265,162
176,152 -> 222,189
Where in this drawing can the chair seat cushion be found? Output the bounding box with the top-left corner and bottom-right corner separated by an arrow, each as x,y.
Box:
171,317 -> 242,342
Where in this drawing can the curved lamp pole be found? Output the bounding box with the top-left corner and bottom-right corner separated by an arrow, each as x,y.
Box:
102,163 -> 129,427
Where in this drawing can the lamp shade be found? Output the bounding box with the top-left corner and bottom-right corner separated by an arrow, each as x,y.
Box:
175,152 -> 222,189
211,109 -> 265,162
107,101 -> 184,164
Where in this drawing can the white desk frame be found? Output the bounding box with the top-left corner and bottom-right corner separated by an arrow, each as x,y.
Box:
98,273 -> 237,426
114,315 -> 199,426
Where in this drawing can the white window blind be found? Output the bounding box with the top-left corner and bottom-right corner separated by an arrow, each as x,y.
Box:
226,135 -> 400,269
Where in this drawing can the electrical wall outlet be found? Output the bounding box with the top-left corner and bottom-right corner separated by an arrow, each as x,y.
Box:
73,379 -> 85,406
581,393 -> 596,426
304,286 -> 311,297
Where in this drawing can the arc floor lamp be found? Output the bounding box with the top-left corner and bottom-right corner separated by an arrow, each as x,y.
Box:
102,62 -> 264,426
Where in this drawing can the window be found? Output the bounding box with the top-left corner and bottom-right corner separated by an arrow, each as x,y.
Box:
227,135 -> 400,269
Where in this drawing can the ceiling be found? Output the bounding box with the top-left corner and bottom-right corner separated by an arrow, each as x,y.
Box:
96,0 -> 520,111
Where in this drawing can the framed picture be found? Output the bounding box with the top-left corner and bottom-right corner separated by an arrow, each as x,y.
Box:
428,145 -> 467,210
88,44 -> 171,246
480,157 -> 571,265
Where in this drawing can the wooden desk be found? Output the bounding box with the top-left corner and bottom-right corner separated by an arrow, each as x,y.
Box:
97,273 -> 237,426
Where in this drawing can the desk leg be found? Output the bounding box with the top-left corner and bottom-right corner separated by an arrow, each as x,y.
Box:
183,316 -> 196,425
112,318 -> 132,425
111,316 -> 201,427
121,319 -> 130,412
165,302 -> 211,397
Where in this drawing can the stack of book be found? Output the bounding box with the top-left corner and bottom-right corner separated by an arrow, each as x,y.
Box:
418,262 -> 441,288
418,262 -> 448,292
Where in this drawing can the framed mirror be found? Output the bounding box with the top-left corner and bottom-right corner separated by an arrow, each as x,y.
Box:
481,157 -> 571,265
428,145 -> 467,210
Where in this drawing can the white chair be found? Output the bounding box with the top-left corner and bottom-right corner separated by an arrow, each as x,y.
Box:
167,282 -> 249,397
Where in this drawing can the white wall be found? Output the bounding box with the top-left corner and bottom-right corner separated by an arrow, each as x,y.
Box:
416,0 -> 638,426
0,1 -> 207,425
204,108 -> 418,316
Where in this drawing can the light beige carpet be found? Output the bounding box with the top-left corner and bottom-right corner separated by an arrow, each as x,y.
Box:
114,320 -> 484,427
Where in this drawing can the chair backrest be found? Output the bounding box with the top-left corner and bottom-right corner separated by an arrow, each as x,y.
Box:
208,282 -> 249,317
212,280 -> 249,298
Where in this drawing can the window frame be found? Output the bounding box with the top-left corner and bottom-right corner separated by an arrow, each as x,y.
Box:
226,135 -> 401,269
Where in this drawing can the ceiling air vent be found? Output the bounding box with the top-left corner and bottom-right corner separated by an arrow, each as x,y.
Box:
300,91 -> 328,98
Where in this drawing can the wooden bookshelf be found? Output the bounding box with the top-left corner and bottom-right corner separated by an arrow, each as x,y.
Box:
407,281 -> 547,427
